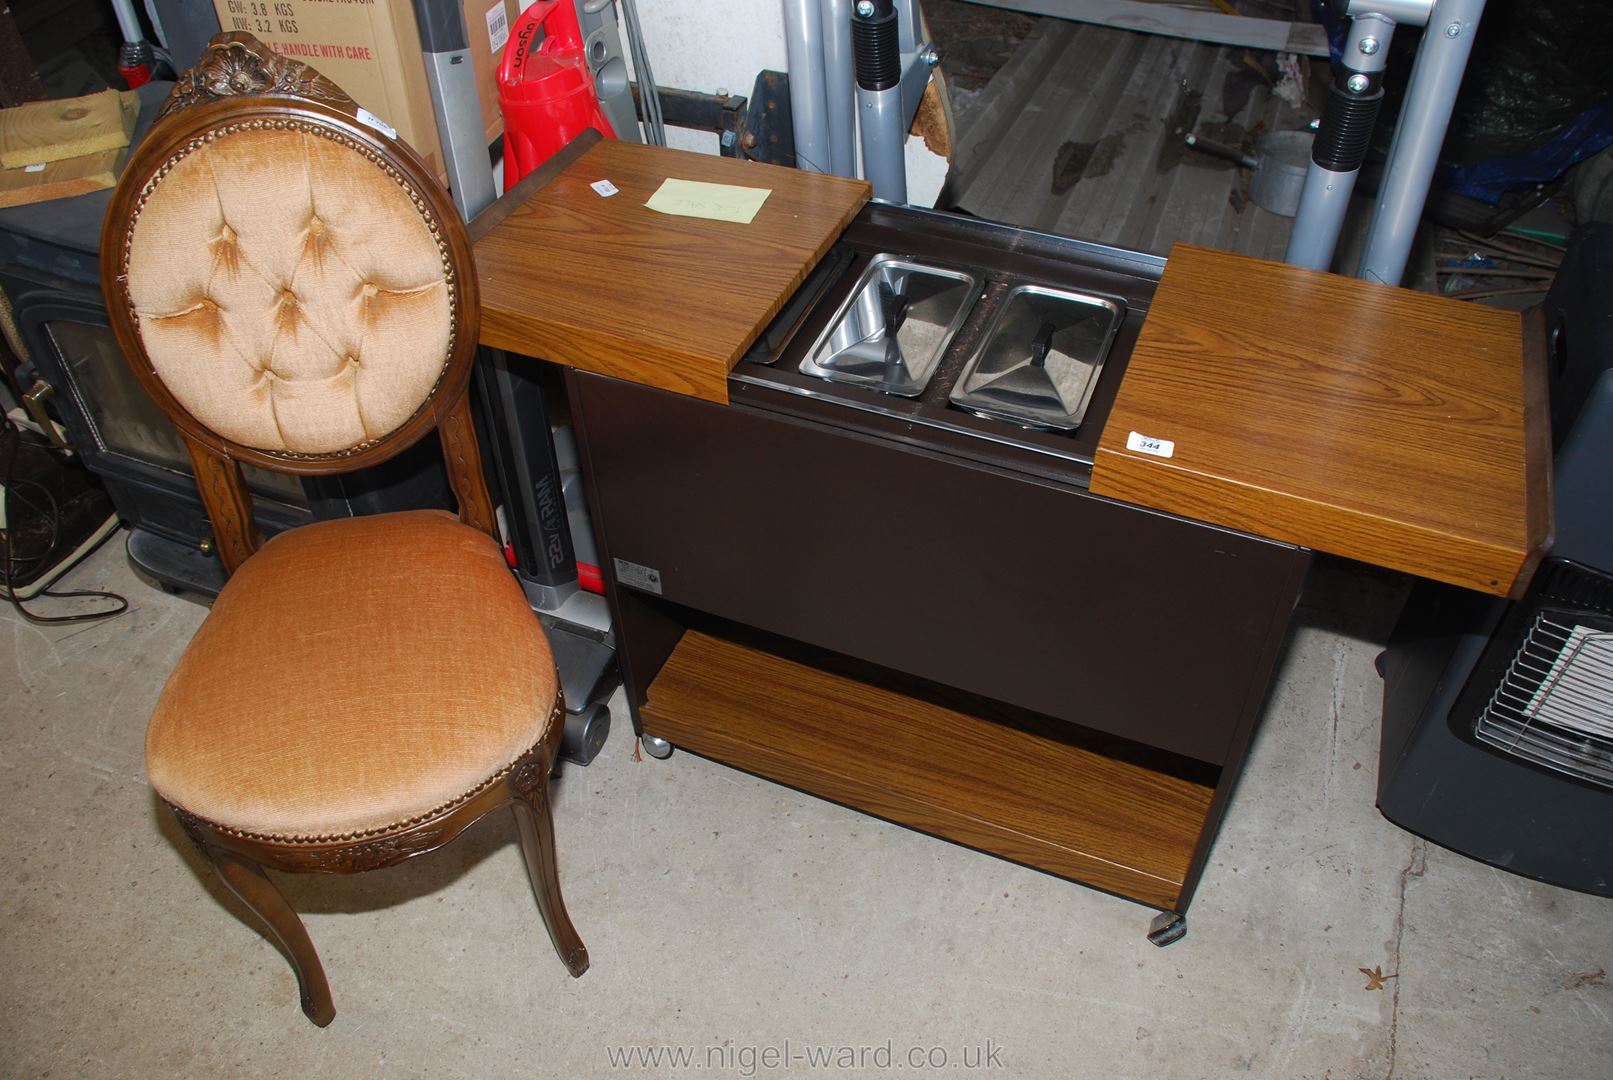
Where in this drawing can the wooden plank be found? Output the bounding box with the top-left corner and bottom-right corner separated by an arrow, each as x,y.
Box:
641,630 -> 1215,910
965,0 -> 1330,57
1091,244 -> 1552,598
474,139 -> 869,405
0,146 -> 123,208
0,89 -> 136,168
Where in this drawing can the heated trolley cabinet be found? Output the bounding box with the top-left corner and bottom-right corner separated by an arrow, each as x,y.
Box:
472,133 -> 1551,942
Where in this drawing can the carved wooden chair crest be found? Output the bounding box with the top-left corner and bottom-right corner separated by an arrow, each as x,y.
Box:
101,33 -> 587,1026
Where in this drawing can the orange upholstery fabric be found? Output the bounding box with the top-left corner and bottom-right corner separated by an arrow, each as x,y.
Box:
123,125 -> 452,455
145,510 -> 557,839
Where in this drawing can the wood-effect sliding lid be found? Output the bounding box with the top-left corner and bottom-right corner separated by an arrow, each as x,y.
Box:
473,137 -> 870,405
1091,244 -> 1552,598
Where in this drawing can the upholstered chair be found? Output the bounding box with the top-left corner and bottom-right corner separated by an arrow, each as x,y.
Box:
101,33 -> 587,1026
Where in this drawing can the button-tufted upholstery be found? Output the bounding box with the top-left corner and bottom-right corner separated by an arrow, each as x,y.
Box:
123,126 -> 452,456
145,510 -> 560,840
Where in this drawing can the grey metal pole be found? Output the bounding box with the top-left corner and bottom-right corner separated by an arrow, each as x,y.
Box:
1342,0 -> 1435,23
893,0 -> 922,51
821,0 -> 857,177
858,85 -> 906,200
109,0 -> 143,43
854,0 -> 907,202
1358,0 -> 1487,285
783,0 -> 832,173
411,0 -> 497,221
1285,12 -> 1397,271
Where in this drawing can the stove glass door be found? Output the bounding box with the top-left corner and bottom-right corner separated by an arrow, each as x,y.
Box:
42,319 -> 308,507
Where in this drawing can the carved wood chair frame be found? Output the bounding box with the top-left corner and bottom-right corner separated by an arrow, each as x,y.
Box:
100,33 -> 587,1027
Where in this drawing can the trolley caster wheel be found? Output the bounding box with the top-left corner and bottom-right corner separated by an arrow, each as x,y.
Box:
640,734 -> 674,760
1147,912 -> 1187,947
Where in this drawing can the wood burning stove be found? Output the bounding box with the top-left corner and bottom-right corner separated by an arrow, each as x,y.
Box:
0,85 -> 451,596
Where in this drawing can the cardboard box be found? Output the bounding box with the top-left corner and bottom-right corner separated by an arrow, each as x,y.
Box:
210,0 -> 518,181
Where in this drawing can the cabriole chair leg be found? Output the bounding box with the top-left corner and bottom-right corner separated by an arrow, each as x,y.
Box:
199,840 -> 337,1026
511,784 -> 590,978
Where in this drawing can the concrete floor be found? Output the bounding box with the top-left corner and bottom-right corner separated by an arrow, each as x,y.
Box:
3,537 -> 1610,1079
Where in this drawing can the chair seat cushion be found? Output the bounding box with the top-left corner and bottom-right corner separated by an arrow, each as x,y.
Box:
145,510 -> 557,841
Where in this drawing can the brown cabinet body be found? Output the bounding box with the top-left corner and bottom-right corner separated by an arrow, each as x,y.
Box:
569,369 -> 1310,916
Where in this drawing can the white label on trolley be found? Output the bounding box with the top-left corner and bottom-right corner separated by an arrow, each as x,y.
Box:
614,558 -> 663,595
591,179 -> 619,197
1126,431 -> 1175,458
486,3 -> 510,54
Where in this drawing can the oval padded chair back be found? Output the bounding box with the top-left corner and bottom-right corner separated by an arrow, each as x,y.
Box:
102,33 -> 478,470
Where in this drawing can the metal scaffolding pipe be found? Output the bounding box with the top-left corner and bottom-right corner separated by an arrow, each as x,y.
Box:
1338,0 -> 1433,26
820,0 -> 857,176
109,0 -> 144,43
1358,0 -> 1486,285
782,0 -> 831,173
1284,13 -> 1396,271
854,0 -> 906,202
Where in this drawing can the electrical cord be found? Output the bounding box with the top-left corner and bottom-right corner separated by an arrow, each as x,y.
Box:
0,419 -> 128,625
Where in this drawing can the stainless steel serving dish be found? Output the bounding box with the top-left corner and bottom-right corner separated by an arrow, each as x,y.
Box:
798,254 -> 981,397
948,285 -> 1124,433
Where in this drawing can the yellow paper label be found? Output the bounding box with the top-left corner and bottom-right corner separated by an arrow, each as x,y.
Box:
645,178 -> 771,224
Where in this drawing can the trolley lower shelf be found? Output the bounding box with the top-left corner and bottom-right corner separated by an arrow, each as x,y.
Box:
641,629 -> 1217,911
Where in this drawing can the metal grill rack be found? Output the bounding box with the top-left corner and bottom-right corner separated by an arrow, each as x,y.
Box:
1452,558 -> 1613,790
1476,612 -> 1613,787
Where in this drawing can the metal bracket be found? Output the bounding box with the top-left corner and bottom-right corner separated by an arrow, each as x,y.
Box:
631,71 -> 799,167
634,83 -> 749,158
899,42 -> 936,128
742,70 -> 797,166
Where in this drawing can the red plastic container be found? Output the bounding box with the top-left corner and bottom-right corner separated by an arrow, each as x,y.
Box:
498,0 -> 616,186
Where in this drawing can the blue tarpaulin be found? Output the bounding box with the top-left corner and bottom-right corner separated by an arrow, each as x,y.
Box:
1442,99 -> 1613,204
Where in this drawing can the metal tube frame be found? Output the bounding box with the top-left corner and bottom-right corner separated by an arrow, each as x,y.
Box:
1288,0 -> 1489,287
1339,0 -> 1432,24
858,84 -> 907,202
821,0 -> 858,177
1285,12 -> 1397,270
1358,0 -> 1487,285
110,0 -> 145,44
783,0 -> 832,173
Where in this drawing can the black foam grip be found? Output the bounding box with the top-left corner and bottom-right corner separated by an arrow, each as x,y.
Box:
853,3 -> 901,91
1312,82 -> 1383,172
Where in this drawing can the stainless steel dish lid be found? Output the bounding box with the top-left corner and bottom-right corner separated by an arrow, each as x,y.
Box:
799,255 -> 981,397
948,285 -> 1124,432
